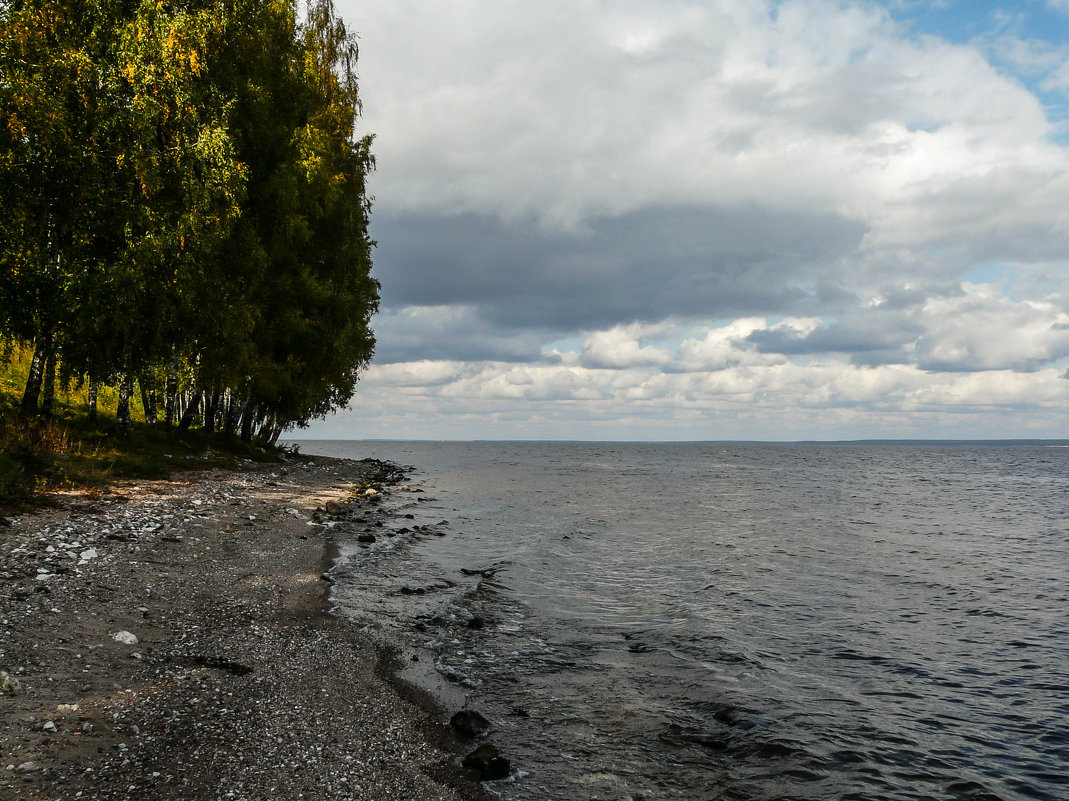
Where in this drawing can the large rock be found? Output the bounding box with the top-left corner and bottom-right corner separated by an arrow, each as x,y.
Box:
0,671 -> 20,695
450,709 -> 491,739
462,742 -> 510,780
111,630 -> 138,646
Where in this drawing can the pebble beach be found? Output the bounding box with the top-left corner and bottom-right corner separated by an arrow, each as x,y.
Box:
0,455 -> 491,800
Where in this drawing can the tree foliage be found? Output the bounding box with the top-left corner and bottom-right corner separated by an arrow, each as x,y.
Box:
0,0 -> 377,440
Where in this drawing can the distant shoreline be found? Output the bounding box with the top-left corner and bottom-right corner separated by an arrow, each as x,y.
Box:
290,437 -> 1069,446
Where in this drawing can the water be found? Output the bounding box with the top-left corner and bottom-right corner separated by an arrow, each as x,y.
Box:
296,441 -> 1069,800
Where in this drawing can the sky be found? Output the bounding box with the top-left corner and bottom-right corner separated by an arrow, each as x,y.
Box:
306,0 -> 1069,441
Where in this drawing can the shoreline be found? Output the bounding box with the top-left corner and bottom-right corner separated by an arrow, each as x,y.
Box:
0,455 -> 491,800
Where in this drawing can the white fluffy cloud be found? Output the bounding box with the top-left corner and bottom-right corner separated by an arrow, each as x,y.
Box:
343,285 -> 1069,438
915,287 -> 1069,371
581,323 -> 675,368
335,355 -> 1069,439
676,318 -> 818,370
347,0 -> 1069,253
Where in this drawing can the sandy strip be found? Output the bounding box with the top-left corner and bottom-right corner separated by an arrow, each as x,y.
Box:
0,455 -> 491,800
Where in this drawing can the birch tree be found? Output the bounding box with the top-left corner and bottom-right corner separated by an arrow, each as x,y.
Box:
61,0 -> 245,394
0,0 -> 115,412
2,0 -> 377,436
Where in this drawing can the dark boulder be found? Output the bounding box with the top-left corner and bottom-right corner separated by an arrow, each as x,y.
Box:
462,742 -> 510,780
357,533 -> 376,544
450,709 -> 491,738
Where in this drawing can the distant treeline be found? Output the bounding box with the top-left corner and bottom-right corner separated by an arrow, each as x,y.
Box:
0,0 -> 378,442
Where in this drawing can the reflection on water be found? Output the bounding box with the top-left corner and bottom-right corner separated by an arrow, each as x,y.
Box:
300,441 -> 1069,801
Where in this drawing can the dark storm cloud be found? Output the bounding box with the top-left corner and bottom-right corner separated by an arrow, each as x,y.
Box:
371,307 -> 551,364
371,204 -> 866,359
748,321 -> 916,361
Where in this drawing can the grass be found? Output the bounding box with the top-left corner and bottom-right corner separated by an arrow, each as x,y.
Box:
0,348 -> 286,513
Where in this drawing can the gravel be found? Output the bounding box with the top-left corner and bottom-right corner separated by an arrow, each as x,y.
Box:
0,455 -> 491,800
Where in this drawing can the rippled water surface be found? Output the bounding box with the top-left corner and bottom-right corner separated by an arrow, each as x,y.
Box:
298,441 -> 1069,801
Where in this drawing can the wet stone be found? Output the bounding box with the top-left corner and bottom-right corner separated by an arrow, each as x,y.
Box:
462,742 -> 510,780
450,710 -> 491,739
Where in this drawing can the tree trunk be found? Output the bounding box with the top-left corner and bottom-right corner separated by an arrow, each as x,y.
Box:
223,389 -> 241,437
269,424 -> 284,446
239,399 -> 256,441
256,410 -> 275,441
219,388 -> 230,434
87,380 -> 98,421
116,374 -> 133,437
164,361 -> 178,425
203,391 -> 221,432
140,378 -> 157,427
178,390 -> 202,431
40,351 -> 57,420
20,334 -> 52,416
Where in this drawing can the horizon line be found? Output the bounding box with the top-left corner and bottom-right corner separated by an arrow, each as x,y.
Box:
286,437 -> 1069,446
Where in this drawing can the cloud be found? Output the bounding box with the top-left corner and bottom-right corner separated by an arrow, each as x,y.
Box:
580,323 -> 675,368
338,355 -> 1069,439
373,206 -> 864,334
747,282 -> 1069,371
372,305 -> 550,363
353,0 -> 1069,328
366,288 -> 1069,395
676,318 -> 793,370
351,0 -> 1068,246
914,286 -> 1069,371
365,360 -> 469,388
311,0 -> 1069,438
